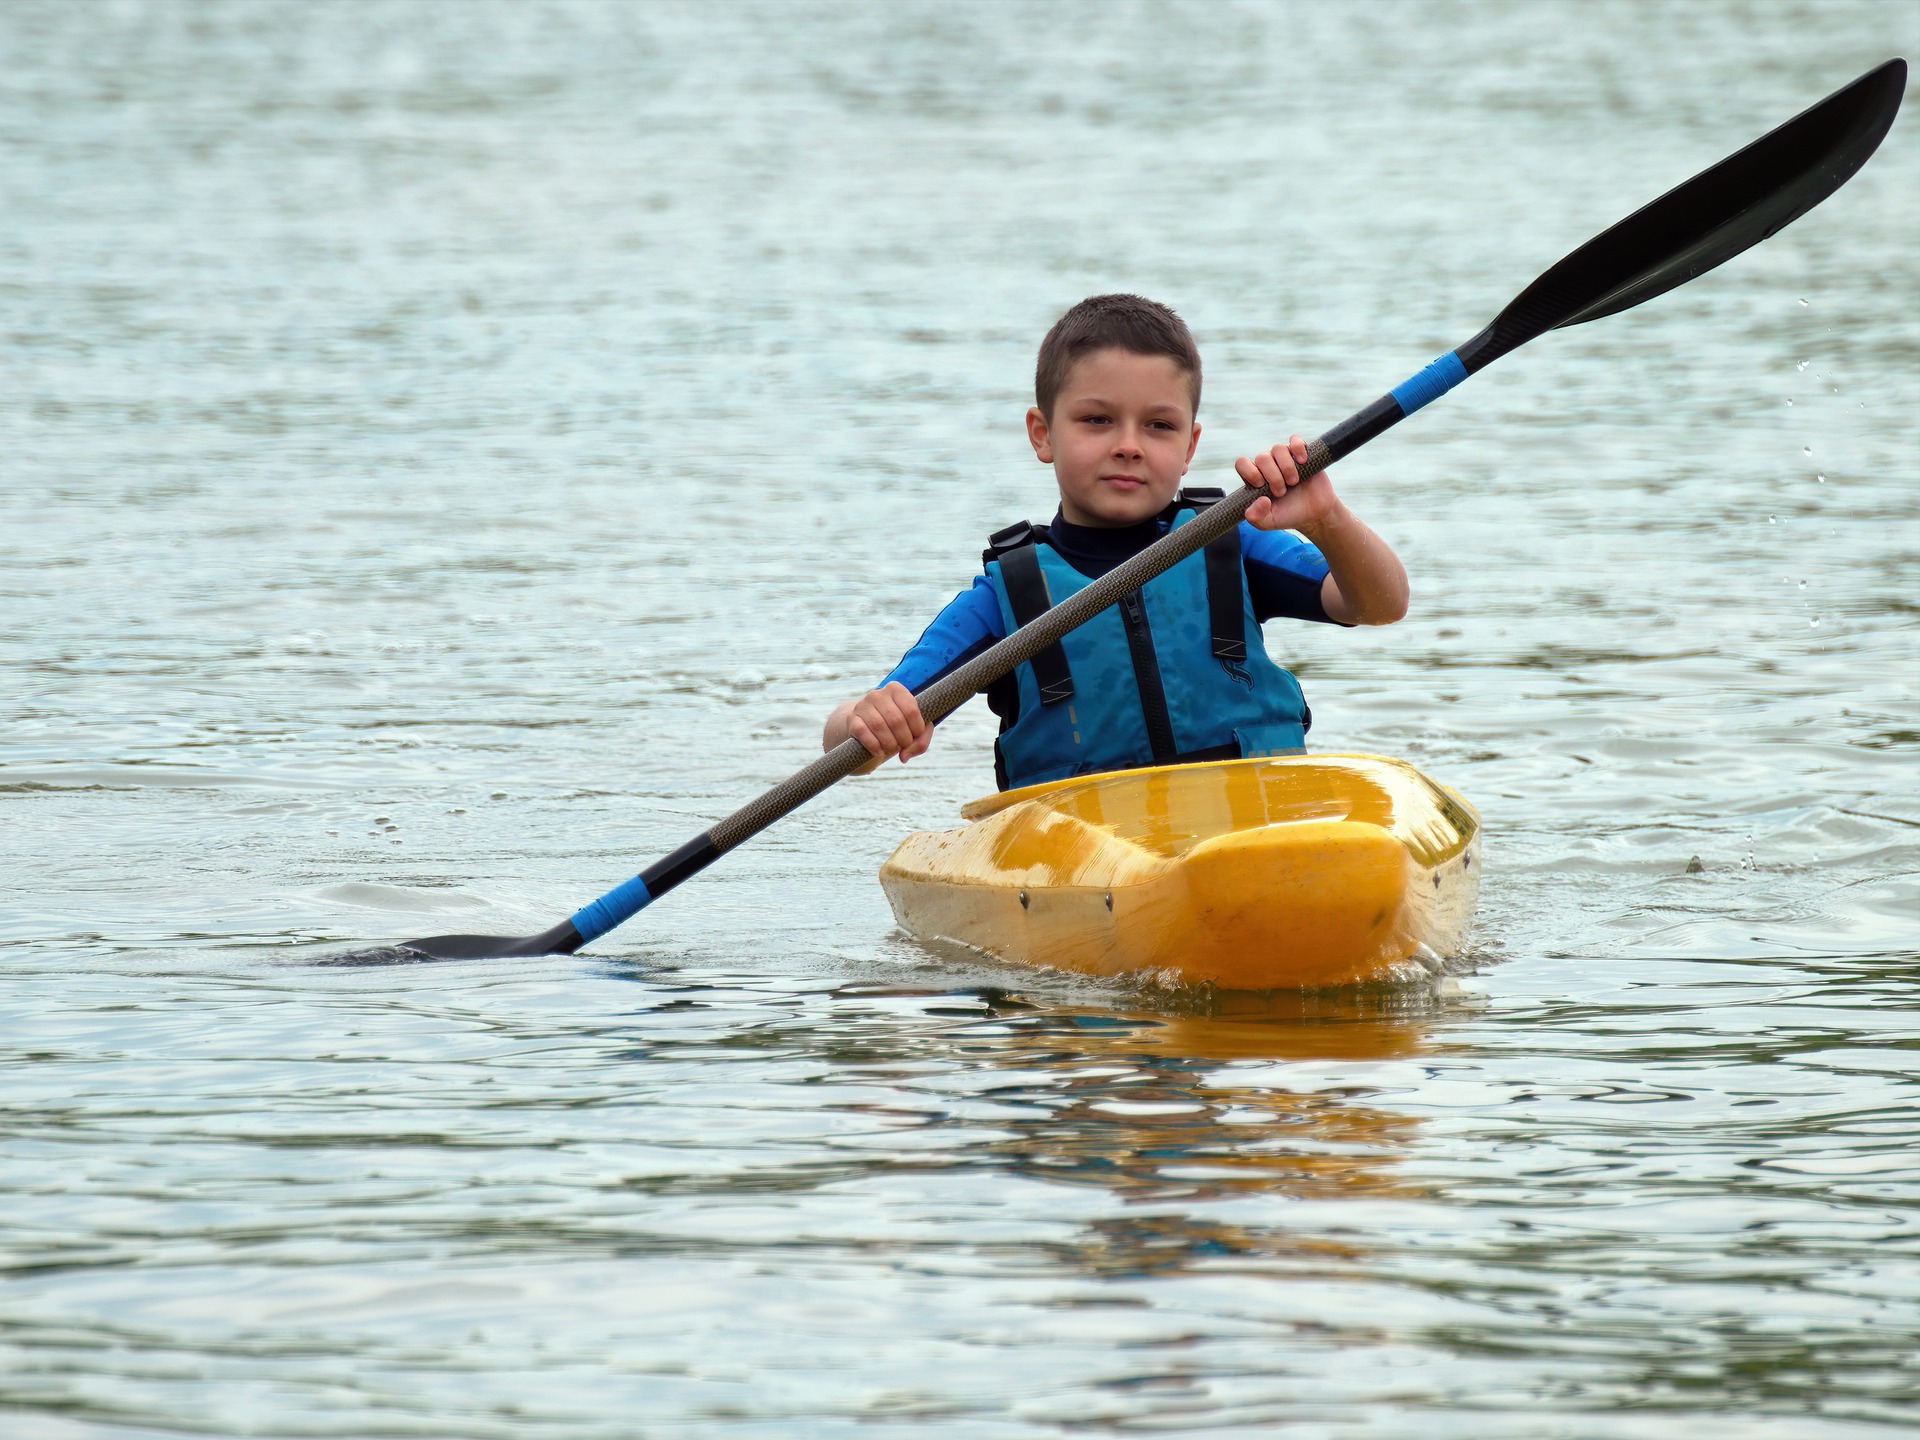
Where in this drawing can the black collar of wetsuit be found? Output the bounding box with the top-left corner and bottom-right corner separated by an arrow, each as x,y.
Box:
1045,510 -> 1167,580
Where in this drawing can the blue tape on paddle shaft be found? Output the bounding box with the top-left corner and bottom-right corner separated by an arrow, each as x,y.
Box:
1389,351 -> 1468,417
569,874 -> 653,944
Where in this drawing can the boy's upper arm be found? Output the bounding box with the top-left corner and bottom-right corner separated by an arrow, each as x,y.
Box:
1242,523 -> 1347,626
879,578 -> 1006,694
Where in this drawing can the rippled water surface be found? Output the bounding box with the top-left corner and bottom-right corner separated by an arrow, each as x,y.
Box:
5,2 -> 1919,1434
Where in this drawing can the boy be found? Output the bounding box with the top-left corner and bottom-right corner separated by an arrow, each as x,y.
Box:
823,294 -> 1408,791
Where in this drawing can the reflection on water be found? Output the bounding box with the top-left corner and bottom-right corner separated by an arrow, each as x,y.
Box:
3,0 -> 1918,1434
832,986 -> 1431,1213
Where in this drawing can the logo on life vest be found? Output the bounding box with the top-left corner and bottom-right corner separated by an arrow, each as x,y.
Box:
1219,657 -> 1253,691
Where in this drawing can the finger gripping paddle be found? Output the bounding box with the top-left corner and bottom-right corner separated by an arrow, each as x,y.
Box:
336,58 -> 1905,965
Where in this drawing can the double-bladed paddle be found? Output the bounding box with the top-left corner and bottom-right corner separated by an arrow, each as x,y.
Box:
335,58 -> 1905,965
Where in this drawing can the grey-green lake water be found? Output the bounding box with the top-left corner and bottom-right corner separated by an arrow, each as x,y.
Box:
4,2 -> 1919,1434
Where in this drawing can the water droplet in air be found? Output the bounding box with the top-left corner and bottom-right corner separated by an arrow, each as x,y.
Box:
1799,580 -> 1807,589
1810,617 -> 1821,628
1802,446 -> 1812,456
1768,515 -> 1777,524
1785,399 -> 1794,407
1797,298 -> 1809,307
1796,360 -> 1809,372
1816,474 -> 1825,484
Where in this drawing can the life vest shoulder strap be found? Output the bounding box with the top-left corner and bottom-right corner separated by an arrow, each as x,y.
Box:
983,521 -> 1074,706
1169,489 -> 1247,665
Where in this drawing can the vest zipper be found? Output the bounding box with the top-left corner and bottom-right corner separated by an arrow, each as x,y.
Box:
1118,590 -> 1177,763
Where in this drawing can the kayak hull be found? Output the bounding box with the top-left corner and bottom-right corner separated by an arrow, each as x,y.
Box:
879,753 -> 1480,989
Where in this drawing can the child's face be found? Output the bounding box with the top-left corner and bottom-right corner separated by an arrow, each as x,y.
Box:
1026,347 -> 1200,528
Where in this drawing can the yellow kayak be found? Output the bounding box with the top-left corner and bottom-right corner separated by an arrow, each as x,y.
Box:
879,753 -> 1480,990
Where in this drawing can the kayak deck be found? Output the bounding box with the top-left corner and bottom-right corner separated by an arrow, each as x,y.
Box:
879,753 -> 1480,990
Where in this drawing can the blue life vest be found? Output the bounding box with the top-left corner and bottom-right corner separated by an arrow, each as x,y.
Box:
982,491 -> 1309,791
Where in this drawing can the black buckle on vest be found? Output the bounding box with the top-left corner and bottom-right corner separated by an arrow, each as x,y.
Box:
983,519 -> 1053,564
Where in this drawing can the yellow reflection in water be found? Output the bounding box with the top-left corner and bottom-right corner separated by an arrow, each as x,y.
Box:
792,979 -> 1441,1286
937,986 -> 1436,1278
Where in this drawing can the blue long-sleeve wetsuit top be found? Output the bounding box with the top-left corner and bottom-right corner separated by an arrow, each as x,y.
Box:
879,511 -> 1339,708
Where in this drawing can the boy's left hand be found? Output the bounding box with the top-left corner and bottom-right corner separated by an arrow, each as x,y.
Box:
1235,435 -> 1337,533
1235,432 -> 1411,626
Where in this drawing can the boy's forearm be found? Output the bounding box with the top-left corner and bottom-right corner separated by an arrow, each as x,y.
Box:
1299,504 -> 1409,626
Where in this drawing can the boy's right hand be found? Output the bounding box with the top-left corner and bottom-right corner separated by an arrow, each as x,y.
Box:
826,682 -> 931,772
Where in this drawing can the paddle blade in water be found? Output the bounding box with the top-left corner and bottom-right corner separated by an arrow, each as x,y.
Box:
1461,58 -> 1906,370
318,921 -> 584,965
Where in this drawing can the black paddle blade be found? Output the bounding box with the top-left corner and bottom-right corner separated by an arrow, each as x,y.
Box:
317,920 -> 584,965
1463,58 -> 1906,370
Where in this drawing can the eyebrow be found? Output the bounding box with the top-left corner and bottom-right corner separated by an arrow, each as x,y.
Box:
1069,396 -> 1188,417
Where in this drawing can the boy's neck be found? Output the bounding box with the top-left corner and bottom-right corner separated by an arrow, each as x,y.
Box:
1045,508 -> 1167,581
1053,508 -> 1160,540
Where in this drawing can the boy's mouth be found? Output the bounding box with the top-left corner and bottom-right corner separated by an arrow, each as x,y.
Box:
1100,473 -> 1148,488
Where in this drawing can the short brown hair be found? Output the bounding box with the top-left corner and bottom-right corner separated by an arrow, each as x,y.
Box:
1035,294 -> 1201,420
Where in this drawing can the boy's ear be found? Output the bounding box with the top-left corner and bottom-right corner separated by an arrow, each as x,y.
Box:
1184,422 -> 1201,473
1026,406 -> 1053,464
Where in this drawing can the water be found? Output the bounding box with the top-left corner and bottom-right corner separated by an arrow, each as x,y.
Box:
4,1 -> 1918,1434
